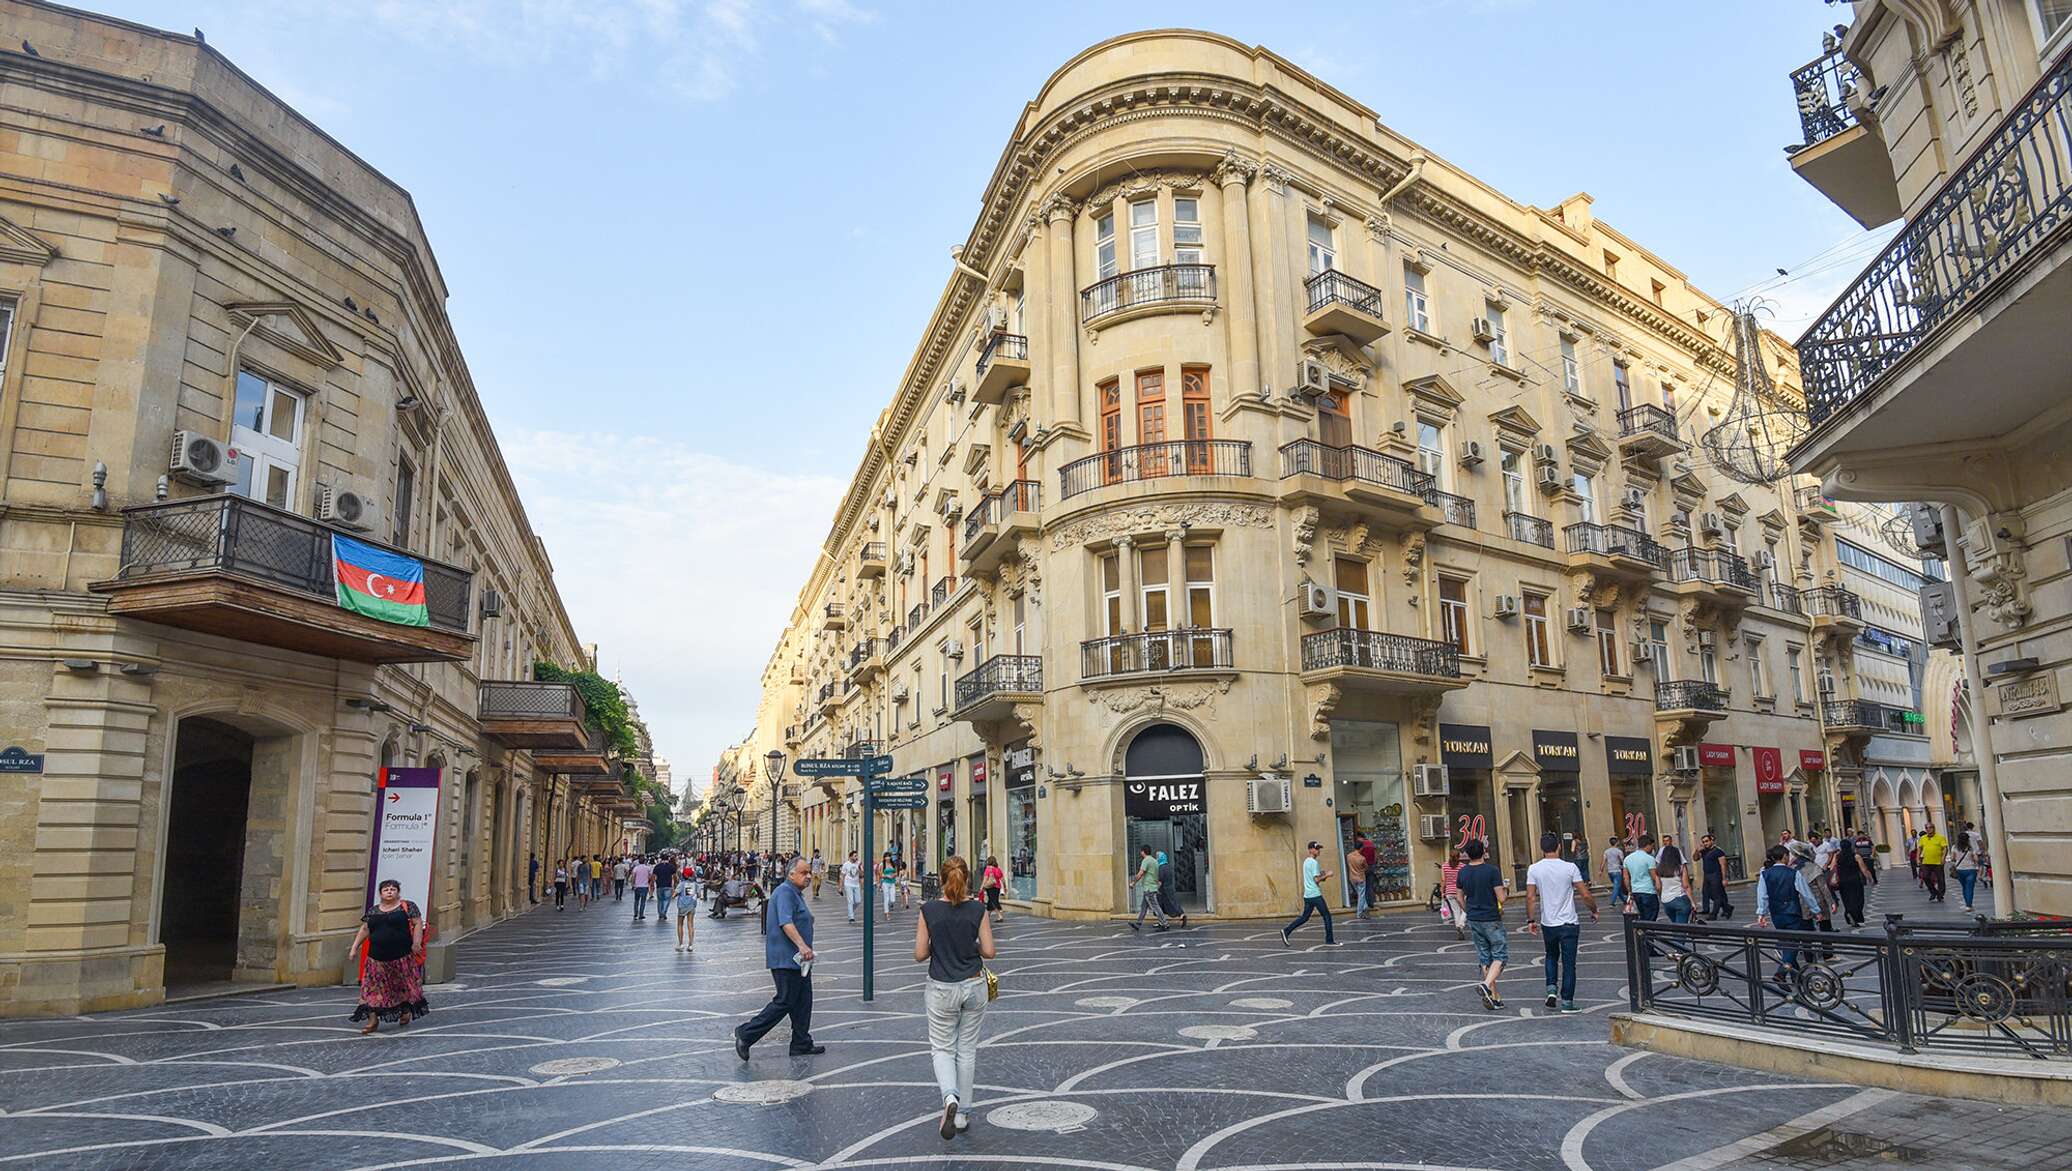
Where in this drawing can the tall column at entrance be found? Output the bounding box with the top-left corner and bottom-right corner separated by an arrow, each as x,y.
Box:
1214,154 -> 1261,401
1115,537 -> 1138,634
1044,196 -> 1083,433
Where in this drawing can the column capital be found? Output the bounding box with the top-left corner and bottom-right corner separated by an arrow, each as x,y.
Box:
1213,149 -> 1258,188
1115,534 -> 1136,550
1043,194 -> 1081,224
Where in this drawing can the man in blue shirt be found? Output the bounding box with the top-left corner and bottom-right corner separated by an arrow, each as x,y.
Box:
734,857 -> 824,1059
1279,840 -> 1337,946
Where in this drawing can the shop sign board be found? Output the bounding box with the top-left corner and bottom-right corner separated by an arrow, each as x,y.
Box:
1697,743 -> 1736,768
1531,730 -> 1580,772
366,766 -> 441,915
1605,736 -> 1653,776
1753,747 -> 1785,794
1438,723 -> 1492,769
1125,777 -> 1204,819
1799,749 -> 1826,772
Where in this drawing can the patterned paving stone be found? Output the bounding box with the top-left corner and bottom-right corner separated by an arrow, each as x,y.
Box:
0,879 -> 2067,1170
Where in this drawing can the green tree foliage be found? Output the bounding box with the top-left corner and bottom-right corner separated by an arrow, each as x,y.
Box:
533,661 -> 638,756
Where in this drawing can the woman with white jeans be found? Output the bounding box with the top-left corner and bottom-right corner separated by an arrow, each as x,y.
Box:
914,855 -> 996,1140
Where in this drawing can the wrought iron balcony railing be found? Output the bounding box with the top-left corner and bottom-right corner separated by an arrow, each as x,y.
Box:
908,601 -> 928,630
1824,698 -> 1921,733
1769,581 -> 1805,615
858,541 -> 886,566
975,331 -> 1028,378
962,479 -> 1041,543
1788,48 -> 1862,149
1081,628 -> 1234,681
885,624 -> 904,653
1304,268 -> 1386,318
954,654 -> 1043,710
1278,439 -> 1435,499
1564,522 -> 1668,569
824,602 -> 845,620
1805,585 -> 1863,621
1506,510 -> 1554,549
1617,403 -> 1679,446
479,680 -> 589,722
1430,490 -> 1477,529
1656,679 -> 1729,713
113,493 -> 472,633
1080,264 -> 1216,323
1798,45 -> 2072,429
847,639 -> 877,670
1059,440 -> 1252,500
1667,547 -> 1761,593
930,576 -> 953,608
1300,628 -> 1462,678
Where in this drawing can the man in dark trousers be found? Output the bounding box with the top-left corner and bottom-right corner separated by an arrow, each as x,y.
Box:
735,857 -> 824,1059
654,854 -> 679,923
1697,834 -> 1732,922
527,853 -> 539,905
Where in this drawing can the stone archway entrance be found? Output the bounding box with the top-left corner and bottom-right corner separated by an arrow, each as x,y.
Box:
1122,723 -> 1210,912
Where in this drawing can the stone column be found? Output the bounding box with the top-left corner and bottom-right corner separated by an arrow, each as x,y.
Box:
1115,536 -> 1138,635
1044,196 -> 1083,432
1248,166 -> 1290,403
1214,154 -> 1261,401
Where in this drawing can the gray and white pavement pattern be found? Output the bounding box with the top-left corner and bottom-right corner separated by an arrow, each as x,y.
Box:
0,878 -> 2062,1171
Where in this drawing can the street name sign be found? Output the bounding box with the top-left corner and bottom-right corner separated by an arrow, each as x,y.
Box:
868,795 -> 928,810
793,755 -> 895,778
865,777 -> 926,795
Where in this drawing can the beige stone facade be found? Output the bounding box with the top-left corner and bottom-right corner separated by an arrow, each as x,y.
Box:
0,2 -> 623,1014
738,30 -> 1883,920
1785,1 -> 2071,912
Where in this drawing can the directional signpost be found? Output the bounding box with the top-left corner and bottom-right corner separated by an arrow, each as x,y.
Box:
794,754 -> 898,999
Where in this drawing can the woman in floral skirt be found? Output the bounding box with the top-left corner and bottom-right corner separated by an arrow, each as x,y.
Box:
350,879 -> 429,1034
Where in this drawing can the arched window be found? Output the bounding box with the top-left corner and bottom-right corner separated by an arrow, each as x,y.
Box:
1125,723 -> 1204,778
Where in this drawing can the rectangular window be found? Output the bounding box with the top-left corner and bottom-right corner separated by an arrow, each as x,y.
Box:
1316,388 -> 1352,447
1523,591 -> 1553,668
1501,448 -> 1528,516
938,648 -> 950,712
1788,645 -> 1806,704
969,618 -> 986,669
1181,366 -> 1212,472
2037,0 -> 2072,45
1129,199 -> 1158,269
1096,213 -> 1117,279
1416,421 -> 1445,482
1649,619 -> 1671,676
1335,557 -> 1371,630
1184,545 -> 1216,666
1173,197 -> 1203,264
1403,265 -> 1430,332
1098,378 -> 1122,484
1596,608 -> 1620,677
1136,370 -> 1167,476
1139,543 -> 1170,633
1747,636 -> 1769,697
1613,362 -> 1632,412
1661,381 -> 1678,418
0,301 -> 13,380
229,369 -> 304,509
1560,337 -> 1581,394
1438,576 -> 1471,654
1573,471 -> 1596,524
1699,636 -> 1718,684
1486,304 -> 1509,366
1012,594 -> 1027,654
1101,552 -> 1124,636
1306,213 -> 1335,275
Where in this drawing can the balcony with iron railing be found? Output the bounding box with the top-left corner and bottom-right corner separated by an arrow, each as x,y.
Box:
1059,440 -> 1252,500
478,680 -> 594,750
962,479 -> 1041,573
1616,404 -> 1683,458
1655,679 -> 1730,717
908,601 -> 929,631
1279,439 -> 1437,524
1081,628 -> 1234,682
1793,484 -> 1837,522
1665,547 -> 1761,602
821,602 -> 847,631
953,654 -> 1043,722
974,331 -> 1031,405
1302,269 -> 1390,345
930,575 -> 954,609
1564,522 -> 1667,577
1805,585 -> 1865,628
858,541 -> 888,579
1080,264 -> 1216,324
1783,46 -> 1900,229
91,493 -> 475,664
1795,44 -> 2072,449
534,725 -> 614,777
1823,698 -> 1922,735
847,637 -> 884,680
1429,490 -> 1477,529
1767,581 -> 1805,616
1299,628 -> 1465,695
1506,510 -> 1555,549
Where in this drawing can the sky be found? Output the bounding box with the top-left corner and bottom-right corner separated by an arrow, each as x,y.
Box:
75,0 -> 1889,795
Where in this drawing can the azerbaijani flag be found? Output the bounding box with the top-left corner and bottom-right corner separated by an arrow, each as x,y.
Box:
333,534 -> 429,627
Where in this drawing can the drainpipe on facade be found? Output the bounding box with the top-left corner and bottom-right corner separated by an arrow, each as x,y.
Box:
1939,503 -> 2015,916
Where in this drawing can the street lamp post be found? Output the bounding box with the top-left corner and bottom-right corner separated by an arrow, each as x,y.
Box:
765,749 -> 787,856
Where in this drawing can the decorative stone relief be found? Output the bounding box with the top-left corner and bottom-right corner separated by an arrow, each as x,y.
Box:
1086,170 -> 1201,211
1306,682 -> 1342,741
1293,506 -> 1321,567
1363,214 -> 1388,243
1399,531 -> 1425,591
1949,40 -> 1979,119
1212,149 -> 1258,187
1260,162 -> 1296,195
1301,339 -> 1371,387
1975,551 -> 2031,628
1048,503 -> 1274,551
1088,679 -> 1234,717
1408,694 -> 1444,748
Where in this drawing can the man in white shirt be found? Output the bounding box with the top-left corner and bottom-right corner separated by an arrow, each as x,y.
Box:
613,857 -> 630,901
839,851 -> 862,923
1526,831 -> 1598,1013
1603,839 -> 1627,904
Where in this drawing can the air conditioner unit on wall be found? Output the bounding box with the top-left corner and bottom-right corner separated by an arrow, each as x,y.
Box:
1537,463 -> 1562,491
1565,606 -> 1592,632
1621,487 -> 1647,511
1534,443 -> 1559,466
1413,763 -> 1450,798
317,484 -> 377,532
1247,775 -> 1292,815
1298,579 -> 1335,621
1633,641 -> 1654,663
1673,745 -> 1700,772
1699,511 -> 1726,537
1471,316 -> 1496,342
1906,502 -> 1948,557
169,430 -> 233,486
1459,439 -> 1485,468
1753,550 -> 1776,571
1298,359 -> 1329,396
1492,594 -> 1520,618
1418,813 -> 1450,840
944,640 -> 965,659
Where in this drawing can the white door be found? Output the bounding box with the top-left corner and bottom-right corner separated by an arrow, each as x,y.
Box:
230,370 -> 304,509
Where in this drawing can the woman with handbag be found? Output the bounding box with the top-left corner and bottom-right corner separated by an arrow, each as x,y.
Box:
980,855 -> 1006,925
915,855 -> 996,1141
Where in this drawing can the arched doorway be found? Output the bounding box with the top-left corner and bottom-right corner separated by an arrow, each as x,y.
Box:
1122,723 -> 1209,912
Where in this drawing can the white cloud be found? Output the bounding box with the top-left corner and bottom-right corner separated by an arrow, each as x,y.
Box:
503,430 -> 846,780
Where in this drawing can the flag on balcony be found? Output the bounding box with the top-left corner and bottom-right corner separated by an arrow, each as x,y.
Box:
332,534 -> 429,627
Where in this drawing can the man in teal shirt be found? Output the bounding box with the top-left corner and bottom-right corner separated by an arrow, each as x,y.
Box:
1623,834 -> 1660,920
1280,840 -> 1337,946
1130,845 -> 1169,931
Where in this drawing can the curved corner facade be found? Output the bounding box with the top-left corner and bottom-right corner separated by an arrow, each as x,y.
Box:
736,30 -> 1901,918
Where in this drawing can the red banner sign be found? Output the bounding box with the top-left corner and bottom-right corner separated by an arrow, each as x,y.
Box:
1800,749 -> 1826,772
938,768 -> 954,792
1753,747 -> 1785,794
1697,743 -> 1735,768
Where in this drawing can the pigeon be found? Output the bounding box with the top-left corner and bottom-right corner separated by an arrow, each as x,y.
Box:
142,124 -> 166,137
343,295 -> 358,312
20,39 -> 39,57
194,28 -> 205,43
215,226 -> 236,239
1775,267 -> 1789,277
362,307 -> 378,324
156,192 -> 180,206
229,163 -> 246,182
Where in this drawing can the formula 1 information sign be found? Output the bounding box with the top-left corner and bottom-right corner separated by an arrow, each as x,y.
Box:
366,766 -> 442,916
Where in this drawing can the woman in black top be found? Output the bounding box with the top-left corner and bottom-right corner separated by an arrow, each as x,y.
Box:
915,856 -> 995,1140
349,879 -> 429,1034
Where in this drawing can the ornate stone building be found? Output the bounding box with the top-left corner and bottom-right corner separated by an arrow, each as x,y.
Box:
1783,0 -> 2068,911
0,2 -> 625,1014
744,30 -> 1884,919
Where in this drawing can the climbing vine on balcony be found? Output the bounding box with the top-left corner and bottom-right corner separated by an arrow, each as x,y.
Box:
532,660 -> 638,756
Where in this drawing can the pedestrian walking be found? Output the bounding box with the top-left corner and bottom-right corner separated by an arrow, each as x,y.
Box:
1908,830 -> 1923,887
674,863 -> 699,952
1455,838 -> 1506,1009
810,850 -> 826,899
590,856 -> 605,906
350,879 -> 429,1034
613,856 -> 629,900
1130,844 -> 1169,932
841,850 -> 862,922
630,856 -> 654,920
1440,847 -> 1466,939
528,853 -> 539,905
1603,837 -> 1627,906
981,855 -> 1005,925
733,857 -> 823,1060
1525,832 -> 1597,1013
553,860 -> 568,910
1854,828 -> 1878,885
1156,850 -> 1187,926
1358,832 -> 1379,916
1657,836 -> 1692,924
916,855 -> 996,1140
1345,838 -> 1370,919
880,853 -> 899,920
1832,827 -> 1872,926
1697,833 -> 1732,921
1279,840 -> 1336,947
655,854 -> 678,923
1623,835 -> 1660,921
1755,843 -> 1819,986
1917,821 -> 1949,903
1950,830 -> 1983,910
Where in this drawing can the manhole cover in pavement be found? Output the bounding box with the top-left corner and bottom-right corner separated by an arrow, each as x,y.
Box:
988,1101 -> 1097,1132
713,1079 -> 813,1105
1180,1024 -> 1258,1041
1074,996 -> 1136,1009
529,1056 -> 621,1076
535,977 -> 587,986
1229,997 -> 1292,1009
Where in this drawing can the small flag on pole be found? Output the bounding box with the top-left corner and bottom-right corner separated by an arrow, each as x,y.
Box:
333,534 -> 429,627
